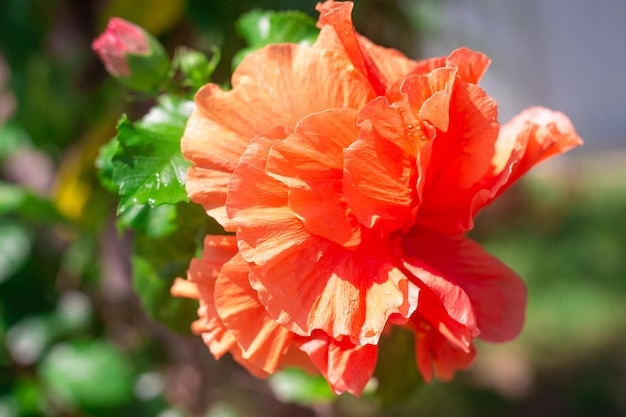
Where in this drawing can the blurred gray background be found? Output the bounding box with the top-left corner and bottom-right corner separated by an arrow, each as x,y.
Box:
408,0 -> 626,150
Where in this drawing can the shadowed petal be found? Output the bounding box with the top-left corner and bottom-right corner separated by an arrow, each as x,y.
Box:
296,332 -> 378,395
358,35 -> 420,89
413,317 -> 476,382
402,257 -> 478,351
343,66 -> 456,235
405,233 -> 526,342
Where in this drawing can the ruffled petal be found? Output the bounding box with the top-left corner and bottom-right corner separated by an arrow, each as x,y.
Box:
344,114 -> 417,234
171,236 -> 239,359
214,252 -> 294,374
183,43 -> 375,228
404,233 -> 526,342
401,68 -> 457,133
342,67 -> 457,234
416,82 -> 499,234
315,0 -> 386,94
266,109 -> 362,247
296,332 -> 377,395
226,127 -> 310,265
412,47 -> 491,84
175,236 -> 314,377
402,257 -> 478,351
475,107 -> 583,212
250,233 -> 418,345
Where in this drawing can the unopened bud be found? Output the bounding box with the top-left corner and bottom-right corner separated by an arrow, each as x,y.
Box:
92,17 -> 169,93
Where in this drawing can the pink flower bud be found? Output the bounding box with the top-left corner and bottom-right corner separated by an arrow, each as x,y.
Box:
92,18 -> 150,77
92,17 -> 170,93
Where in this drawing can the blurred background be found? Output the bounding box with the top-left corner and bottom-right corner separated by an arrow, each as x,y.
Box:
1,0 -> 625,416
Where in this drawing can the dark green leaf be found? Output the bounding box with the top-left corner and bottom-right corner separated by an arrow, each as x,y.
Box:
130,203 -> 215,333
39,340 -> 133,409
112,95 -> 194,214
269,368 -> 335,405
373,326 -> 424,407
233,9 -> 319,69
132,255 -> 198,334
95,137 -> 119,194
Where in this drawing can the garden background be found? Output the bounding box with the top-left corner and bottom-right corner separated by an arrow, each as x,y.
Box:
1,0 -> 625,416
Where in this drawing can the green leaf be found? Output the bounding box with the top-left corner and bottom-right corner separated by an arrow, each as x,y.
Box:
373,326 -> 424,407
269,368 -> 335,405
130,202 -> 213,333
112,94 -> 194,214
95,136 -> 119,194
132,255 -> 197,334
172,46 -> 221,91
118,203 -> 178,238
233,9 -> 319,69
39,340 -> 133,409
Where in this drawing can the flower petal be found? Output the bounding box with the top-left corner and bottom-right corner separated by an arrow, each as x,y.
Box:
183,43 -> 375,227
266,109 -> 362,247
402,257 -> 478,351
404,234 -> 526,342
250,233 -> 418,344
182,236 -> 239,357
226,127 -> 310,265
296,332 -> 377,396
416,83 -> 499,234
315,0 -> 386,94
412,47 -> 491,84
401,68 -> 457,133
342,66 -> 457,235
185,165 -> 233,227
359,36 -> 420,89
214,252 -> 294,374
479,107 -> 583,209
343,115 -> 417,234
413,317 -> 476,382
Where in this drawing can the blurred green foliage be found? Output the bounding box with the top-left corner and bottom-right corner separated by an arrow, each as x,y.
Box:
232,9 -> 319,69
1,0 -> 625,416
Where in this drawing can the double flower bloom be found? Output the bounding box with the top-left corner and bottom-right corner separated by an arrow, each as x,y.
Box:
172,0 -> 582,395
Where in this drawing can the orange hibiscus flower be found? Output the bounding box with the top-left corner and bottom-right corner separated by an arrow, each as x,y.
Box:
173,0 -> 582,395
